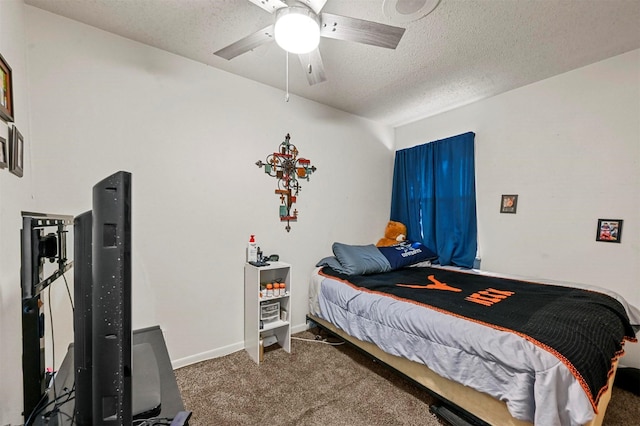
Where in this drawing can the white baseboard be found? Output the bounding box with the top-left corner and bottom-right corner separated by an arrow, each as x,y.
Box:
171,322 -> 311,369
291,322 -> 310,334
171,341 -> 244,370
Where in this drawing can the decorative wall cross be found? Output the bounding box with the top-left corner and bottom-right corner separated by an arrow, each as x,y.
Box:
256,133 -> 317,232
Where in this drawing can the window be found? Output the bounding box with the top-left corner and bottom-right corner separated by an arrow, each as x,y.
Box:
390,132 -> 477,267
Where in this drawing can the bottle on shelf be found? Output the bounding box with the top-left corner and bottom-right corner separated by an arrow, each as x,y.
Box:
247,235 -> 258,263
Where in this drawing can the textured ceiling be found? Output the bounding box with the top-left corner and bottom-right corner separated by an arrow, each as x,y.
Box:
23,0 -> 640,127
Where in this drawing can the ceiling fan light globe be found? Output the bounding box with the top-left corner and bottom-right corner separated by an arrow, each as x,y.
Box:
274,7 -> 320,54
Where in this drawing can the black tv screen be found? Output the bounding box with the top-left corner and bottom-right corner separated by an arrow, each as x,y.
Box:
73,210 -> 93,425
74,171 -> 132,425
22,171 -> 134,426
91,171 -> 132,425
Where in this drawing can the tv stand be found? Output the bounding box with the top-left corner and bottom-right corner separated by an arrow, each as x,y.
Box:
31,326 -> 187,425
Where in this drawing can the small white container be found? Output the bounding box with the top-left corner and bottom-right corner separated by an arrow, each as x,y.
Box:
260,301 -> 280,323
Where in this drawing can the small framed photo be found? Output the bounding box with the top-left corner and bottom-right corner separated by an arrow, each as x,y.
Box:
0,135 -> 7,169
9,125 -> 23,177
0,53 -> 14,123
500,194 -> 518,214
596,219 -> 622,243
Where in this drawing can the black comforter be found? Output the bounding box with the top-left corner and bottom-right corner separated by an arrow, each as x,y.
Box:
321,266 -> 637,408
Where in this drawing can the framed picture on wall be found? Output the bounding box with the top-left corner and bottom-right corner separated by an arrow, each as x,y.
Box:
596,219 -> 622,243
0,53 -> 14,123
9,125 -> 23,177
0,135 -> 7,169
500,194 -> 518,214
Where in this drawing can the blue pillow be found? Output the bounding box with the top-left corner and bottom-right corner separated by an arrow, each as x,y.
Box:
377,241 -> 438,269
331,242 -> 391,275
316,256 -> 348,273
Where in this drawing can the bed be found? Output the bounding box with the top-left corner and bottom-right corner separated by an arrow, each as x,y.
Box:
307,242 -> 639,426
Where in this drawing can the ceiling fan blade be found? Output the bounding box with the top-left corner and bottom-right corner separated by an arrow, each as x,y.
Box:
298,49 -> 327,85
247,0 -> 287,13
320,13 -> 406,49
297,0 -> 328,14
214,25 -> 275,60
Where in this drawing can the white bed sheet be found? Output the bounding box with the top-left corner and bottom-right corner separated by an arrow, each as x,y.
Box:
308,266 -> 640,426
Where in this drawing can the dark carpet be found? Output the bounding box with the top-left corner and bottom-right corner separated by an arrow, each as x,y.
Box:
175,330 -> 640,425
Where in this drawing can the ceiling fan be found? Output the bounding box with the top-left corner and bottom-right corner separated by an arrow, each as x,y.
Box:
213,0 -> 406,86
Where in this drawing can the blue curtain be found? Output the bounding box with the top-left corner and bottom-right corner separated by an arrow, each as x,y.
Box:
390,132 -> 477,268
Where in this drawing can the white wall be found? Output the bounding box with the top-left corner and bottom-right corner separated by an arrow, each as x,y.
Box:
23,5 -> 395,358
395,49 -> 640,367
0,1 -> 38,424
0,4 -> 394,423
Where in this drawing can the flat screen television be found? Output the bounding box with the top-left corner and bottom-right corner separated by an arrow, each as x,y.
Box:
78,170 -> 132,425
73,210 -> 93,425
21,171 -> 132,426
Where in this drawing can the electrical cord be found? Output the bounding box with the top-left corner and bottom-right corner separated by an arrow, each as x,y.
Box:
23,388 -> 75,426
23,390 -> 50,426
47,286 -> 57,403
23,257 -> 75,426
133,416 -> 174,425
42,395 -> 76,424
66,383 -> 77,426
45,268 -> 74,410
292,336 -> 344,346
30,385 -> 175,426
62,272 -> 75,313
34,267 -> 73,426
46,383 -> 75,421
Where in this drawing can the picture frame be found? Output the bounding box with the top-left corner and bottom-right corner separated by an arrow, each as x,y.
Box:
0,135 -> 7,169
500,194 -> 518,214
596,219 -> 622,243
9,125 -> 23,177
0,53 -> 14,123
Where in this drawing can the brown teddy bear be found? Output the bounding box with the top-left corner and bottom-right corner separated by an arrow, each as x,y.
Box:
376,221 -> 407,247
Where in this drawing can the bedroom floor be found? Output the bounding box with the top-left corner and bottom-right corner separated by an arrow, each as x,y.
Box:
175,331 -> 640,425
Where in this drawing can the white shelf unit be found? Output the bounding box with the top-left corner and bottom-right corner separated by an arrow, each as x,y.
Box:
244,261 -> 291,364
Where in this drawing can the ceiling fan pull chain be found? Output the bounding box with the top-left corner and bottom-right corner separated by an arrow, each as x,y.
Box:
285,51 -> 290,102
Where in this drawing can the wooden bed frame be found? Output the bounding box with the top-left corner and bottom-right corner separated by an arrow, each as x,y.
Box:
308,314 -> 618,426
